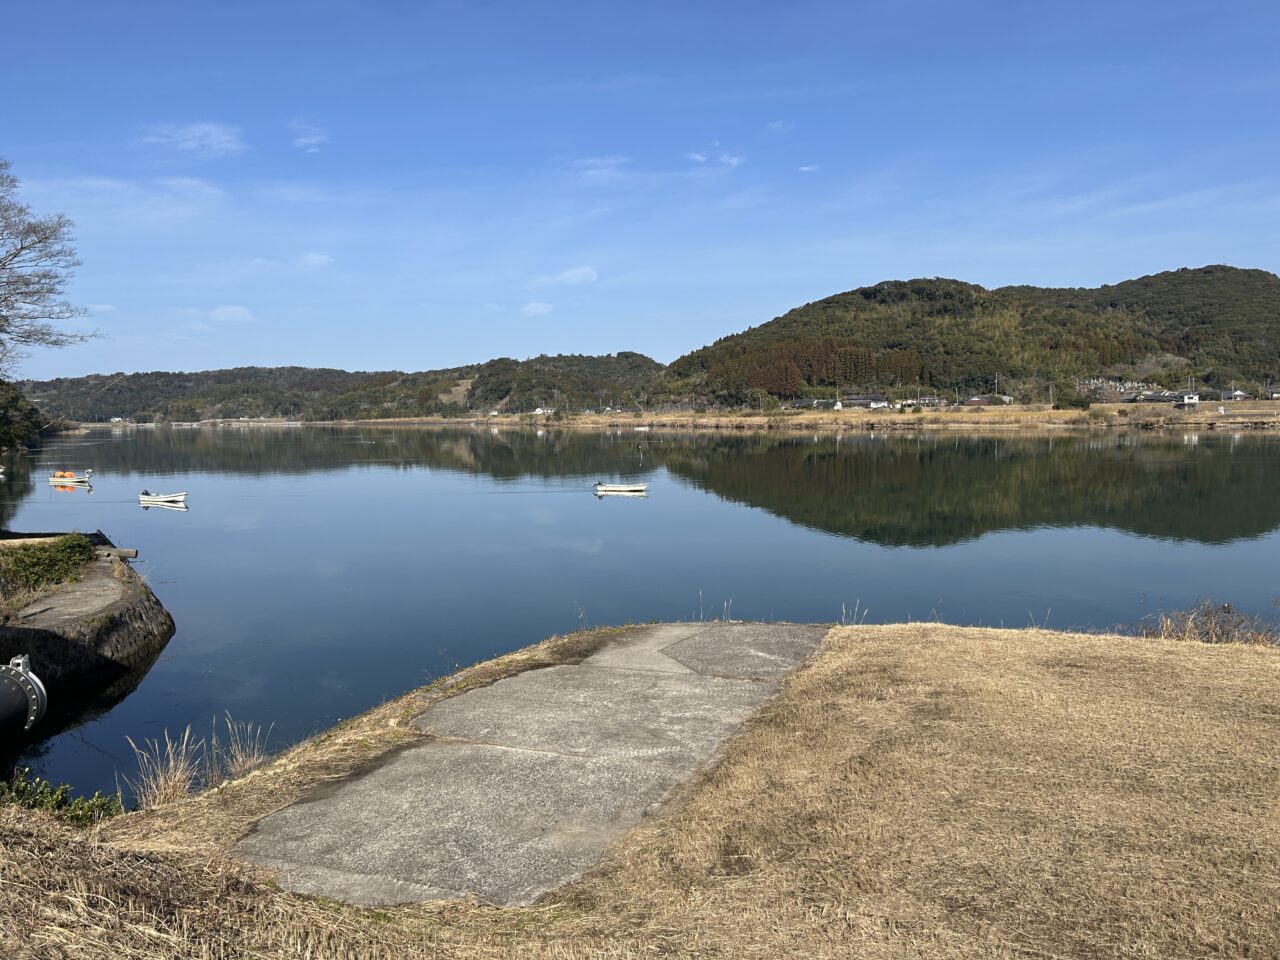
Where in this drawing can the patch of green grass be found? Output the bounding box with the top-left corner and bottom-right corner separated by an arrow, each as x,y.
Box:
0,768 -> 123,827
0,533 -> 96,596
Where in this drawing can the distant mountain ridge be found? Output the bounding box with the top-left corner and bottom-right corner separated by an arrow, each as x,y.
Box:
659,265 -> 1280,402
18,353 -> 662,422
15,265 -> 1280,421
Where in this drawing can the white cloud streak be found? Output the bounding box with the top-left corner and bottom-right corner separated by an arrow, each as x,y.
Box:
553,266 -> 597,284
290,121 -> 329,153
142,122 -> 246,157
521,301 -> 554,316
568,156 -> 630,183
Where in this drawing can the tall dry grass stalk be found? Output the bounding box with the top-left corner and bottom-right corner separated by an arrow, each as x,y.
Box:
125,726 -> 204,809
125,715 -> 275,809
210,713 -> 273,781
1139,599 -> 1280,646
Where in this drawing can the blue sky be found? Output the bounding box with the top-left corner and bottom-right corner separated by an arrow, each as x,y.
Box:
5,0 -> 1279,378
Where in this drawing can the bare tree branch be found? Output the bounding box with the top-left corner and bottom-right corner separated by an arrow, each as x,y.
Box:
0,159 -> 92,374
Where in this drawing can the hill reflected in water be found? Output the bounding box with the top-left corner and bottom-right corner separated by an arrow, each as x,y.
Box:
10,425 -> 1278,547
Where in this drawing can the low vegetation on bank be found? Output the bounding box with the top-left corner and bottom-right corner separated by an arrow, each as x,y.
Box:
3,620 -> 1277,958
0,533 -> 96,615
1139,599 -> 1280,646
0,769 -> 121,827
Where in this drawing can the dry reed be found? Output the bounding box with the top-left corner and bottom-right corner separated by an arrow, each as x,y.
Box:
123,727 -> 204,809
1138,598 -> 1280,646
209,713 -> 274,781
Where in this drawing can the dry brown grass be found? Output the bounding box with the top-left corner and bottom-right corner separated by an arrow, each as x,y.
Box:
210,713 -> 274,780
5,624 -> 1279,958
124,727 -> 204,810
350,399 -> 1280,436
1139,599 -> 1280,646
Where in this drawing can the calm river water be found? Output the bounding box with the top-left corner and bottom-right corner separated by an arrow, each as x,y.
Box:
3,425 -> 1278,796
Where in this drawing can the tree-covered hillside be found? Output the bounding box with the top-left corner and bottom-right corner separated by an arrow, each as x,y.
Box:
0,382 -> 43,449
18,266 -> 1280,416
468,352 -> 662,412
660,266 -> 1280,403
18,353 -> 663,422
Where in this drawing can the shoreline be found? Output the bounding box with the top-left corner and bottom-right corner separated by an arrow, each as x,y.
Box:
67,399 -> 1280,436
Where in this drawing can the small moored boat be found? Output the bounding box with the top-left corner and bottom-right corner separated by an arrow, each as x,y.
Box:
593,481 -> 649,496
140,501 -> 188,512
48,469 -> 92,485
139,490 -> 188,505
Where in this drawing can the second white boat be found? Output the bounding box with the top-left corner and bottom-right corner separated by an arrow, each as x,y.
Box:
593,481 -> 649,495
139,490 -> 188,505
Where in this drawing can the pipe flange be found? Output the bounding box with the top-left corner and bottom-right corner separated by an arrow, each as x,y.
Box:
1,655 -> 48,731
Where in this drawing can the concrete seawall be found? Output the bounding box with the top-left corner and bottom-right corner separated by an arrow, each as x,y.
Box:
0,543 -> 175,714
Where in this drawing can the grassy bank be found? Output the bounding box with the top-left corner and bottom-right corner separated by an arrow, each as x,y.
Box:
188,399 -> 1280,435
72,398 -> 1280,435
522,400 -> 1280,433
3,622 -> 1278,958
0,533 -> 97,617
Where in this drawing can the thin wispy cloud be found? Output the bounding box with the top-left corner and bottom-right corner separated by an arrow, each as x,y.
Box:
25,176 -> 226,223
551,266 -> 597,285
290,120 -> 328,153
568,156 -> 630,183
210,304 -> 256,324
142,121 -> 246,156
521,301 -> 554,316
177,303 -> 256,334
767,120 -> 791,133
687,150 -> 744,170
299,252 -> 335,268
798,165 -> 820,173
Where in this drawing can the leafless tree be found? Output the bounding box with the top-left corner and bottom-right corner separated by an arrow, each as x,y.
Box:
0,159 -> 88,374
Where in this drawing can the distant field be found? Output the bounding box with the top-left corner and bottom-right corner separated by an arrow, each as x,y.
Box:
516,399 -> 1280,433
3,622 -> 1277,958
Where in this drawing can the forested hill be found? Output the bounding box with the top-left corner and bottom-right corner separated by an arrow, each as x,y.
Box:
659,266 -> 1280,403
18,352 -> 663,422
17,266 -> 1280,418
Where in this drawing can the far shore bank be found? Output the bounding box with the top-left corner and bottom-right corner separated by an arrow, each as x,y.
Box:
66,399 -> 1280,436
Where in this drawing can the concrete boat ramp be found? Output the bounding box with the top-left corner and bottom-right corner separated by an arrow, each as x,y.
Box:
236,622 -> 828,906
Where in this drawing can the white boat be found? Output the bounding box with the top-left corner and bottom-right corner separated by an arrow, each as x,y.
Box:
141,501 -> 188,512
48,469 -> 93,484
139,490 -> 188,505
593,481 -> 649,495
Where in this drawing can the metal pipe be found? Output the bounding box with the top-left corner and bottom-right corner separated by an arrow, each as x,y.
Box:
0,656 -> 47,738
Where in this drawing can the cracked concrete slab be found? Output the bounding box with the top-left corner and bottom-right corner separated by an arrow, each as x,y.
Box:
664,622 -> 829,680
416,662 -> 766,761
235,622 -> 828,907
